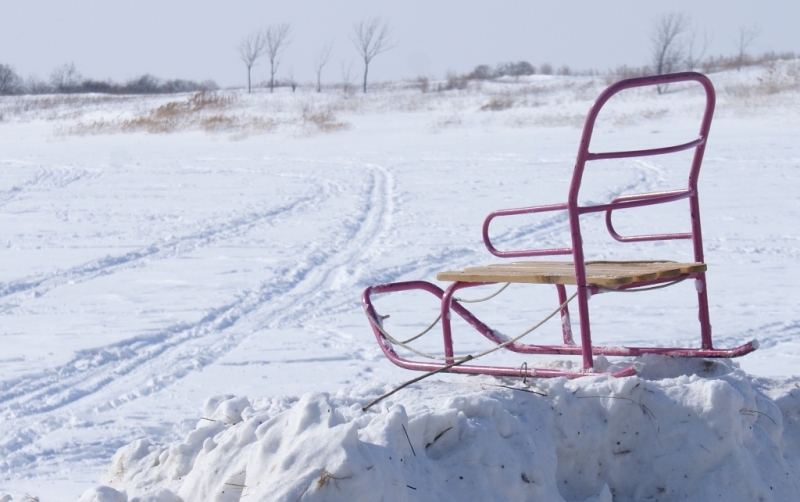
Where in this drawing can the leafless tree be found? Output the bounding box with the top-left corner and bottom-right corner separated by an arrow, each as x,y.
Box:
649,12 -> 690,94
352,17 -> 394,93
736,24 -> 762,71
238,30 -> 268,93
0,64 -> 21,95
314,42 -> 333,93
340,59 -> 354,95
685,28 -> 712,71
266,23 -> 291,93
51,63 -> 82,92
287,66 -> 297,92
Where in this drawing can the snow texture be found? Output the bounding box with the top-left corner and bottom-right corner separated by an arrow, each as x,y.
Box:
93,357 -> 800,501
1,62 -> 799,500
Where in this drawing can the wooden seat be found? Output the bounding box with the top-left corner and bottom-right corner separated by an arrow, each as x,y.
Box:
437,261 -> 706,287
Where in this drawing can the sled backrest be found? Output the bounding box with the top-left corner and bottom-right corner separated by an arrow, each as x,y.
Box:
482,72 -> 716,266
566,72 -> 716,268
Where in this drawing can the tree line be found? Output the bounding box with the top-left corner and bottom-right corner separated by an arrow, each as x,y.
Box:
0,13 -> 794,98
237,17 -> 393,94
0,62 -> 217,96
437,13 -> 790,93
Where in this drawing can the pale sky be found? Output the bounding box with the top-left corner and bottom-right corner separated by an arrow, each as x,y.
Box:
1,1 -> 798,88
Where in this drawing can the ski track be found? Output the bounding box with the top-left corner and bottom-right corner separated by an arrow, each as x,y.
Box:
286,158 -> 665,328
0,163 -> 393,477
0,156 -> 735,479
0,165 -> 98,208
0,173 -> 336,303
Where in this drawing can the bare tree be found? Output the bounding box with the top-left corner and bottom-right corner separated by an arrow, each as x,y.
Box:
51,63 -> 82,92
0,64 -> 21,95
352,17 -> 394,93
287,66 -> 297,92
736,24 -> 762,71
340,59 -> 354,95
265,23 -> 291,93
238,30 -> 268,93
685,28 -> 712,71
649,12 -> 690,94
314,42 -> 333,93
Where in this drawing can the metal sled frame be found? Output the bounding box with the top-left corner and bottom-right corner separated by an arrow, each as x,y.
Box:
362,72 -> 758,379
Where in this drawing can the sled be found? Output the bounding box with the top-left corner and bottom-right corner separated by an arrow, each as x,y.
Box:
362,72 -> 758,379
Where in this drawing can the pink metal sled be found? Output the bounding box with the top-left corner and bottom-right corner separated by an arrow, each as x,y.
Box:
362,72 -> 758,379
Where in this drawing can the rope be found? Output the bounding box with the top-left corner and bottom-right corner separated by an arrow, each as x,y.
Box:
594,275 -> 688,292
374,282 -> 512,346
398,314 -> 441,344
585,259 -> 677,264
361,262 -> 695,411
467,291 -> 577,359
365,290 -> 578,361
454,282 -> 511,303
361,293 -> 578,412
365,311 -> 447,360
367,268 -> 690,359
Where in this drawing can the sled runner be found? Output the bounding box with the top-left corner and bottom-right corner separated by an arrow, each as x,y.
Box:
362,72 -> 758,379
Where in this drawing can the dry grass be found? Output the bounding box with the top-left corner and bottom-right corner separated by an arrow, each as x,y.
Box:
8,61 -> 795,139
0,94 -> 125,121
54,90 -> 352,137
508,113 -> 586,128
480,97 -> 515,111
300,109 -> 350,133
725,61 -> 800,99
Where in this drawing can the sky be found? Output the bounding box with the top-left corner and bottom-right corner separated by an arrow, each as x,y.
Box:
1,1 -> 798,89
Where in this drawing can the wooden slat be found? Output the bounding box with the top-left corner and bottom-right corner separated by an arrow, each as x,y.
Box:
437,261 -> 706,287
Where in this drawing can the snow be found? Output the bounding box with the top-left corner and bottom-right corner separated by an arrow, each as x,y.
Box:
78,357 -> 800,501
0,62 -> 799,500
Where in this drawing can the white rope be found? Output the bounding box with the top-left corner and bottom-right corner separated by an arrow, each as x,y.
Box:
595,276 -> 688,293
364,311 -> 451,360
398,314 -> 441,344
380,282 -> 512,346
454,282 -> 511,303
365,290 -> 578,361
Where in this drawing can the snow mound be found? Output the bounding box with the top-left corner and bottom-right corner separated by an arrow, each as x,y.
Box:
85,356 -> 800,501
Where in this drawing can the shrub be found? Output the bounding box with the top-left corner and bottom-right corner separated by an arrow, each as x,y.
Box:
0,64 -> 22,95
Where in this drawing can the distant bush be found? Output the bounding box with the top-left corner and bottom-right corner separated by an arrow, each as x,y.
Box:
479,97 -> 515,111
0,63 -> 218,96
496,61 -> 536,77
0,64 -> 22,95
441,71 -> 468,91
466,61 -> 536,81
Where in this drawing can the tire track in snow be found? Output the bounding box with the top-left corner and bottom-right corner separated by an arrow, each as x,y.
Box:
0,173 -> 339,411
7,165 -> 97,200
0,165 -> 98,208
0,173 -> 335,303
311,158 -> 667,319
717,320 -> 800,351
0,164 -> 392,474
264,162 -> 395,329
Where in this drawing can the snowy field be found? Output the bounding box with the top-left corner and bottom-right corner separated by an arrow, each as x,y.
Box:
0,63 -> 799,500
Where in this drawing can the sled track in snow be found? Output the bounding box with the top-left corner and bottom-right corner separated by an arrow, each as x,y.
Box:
0,163 -> 394,476
0,173 -> 337,302
0,165 -> 99,208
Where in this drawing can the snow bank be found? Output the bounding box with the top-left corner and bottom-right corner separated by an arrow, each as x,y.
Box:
78,356 -> 800,502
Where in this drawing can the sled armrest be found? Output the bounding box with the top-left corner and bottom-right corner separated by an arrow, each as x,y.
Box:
482,203 -> 572,258
602,189 -> 694,243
